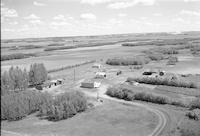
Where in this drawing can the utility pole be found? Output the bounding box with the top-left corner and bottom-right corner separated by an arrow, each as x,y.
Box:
73,68 -> 75,82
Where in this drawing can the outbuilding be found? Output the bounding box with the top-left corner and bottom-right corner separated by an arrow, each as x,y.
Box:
81,79 -> 101,88
92,63 -> 102,69
95,72 -> 106,78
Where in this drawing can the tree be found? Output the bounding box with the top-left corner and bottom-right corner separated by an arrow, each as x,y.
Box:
1,67 -> 29,95
29,63 -> 47,86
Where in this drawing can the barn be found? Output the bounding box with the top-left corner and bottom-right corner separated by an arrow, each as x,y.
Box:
81,79 -> 101,88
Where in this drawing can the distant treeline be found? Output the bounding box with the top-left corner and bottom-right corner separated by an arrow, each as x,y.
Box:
1,53 -> 37,61
122,38 -> 199,47
9,45 -> 42,50
106,56 -> 150,66
44,46 -> 76,51
43,41 -> 127,51
48,60 -> 96,73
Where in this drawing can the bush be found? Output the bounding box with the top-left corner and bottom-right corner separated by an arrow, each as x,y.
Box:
189,98 -> 200,110
185,111 -> 199,120
147,53 -> 165,61
133,65 -> 143,69
39,91 -> 87,121
167,56 -> 178,65
160,48 -> 179,55
180,128 -> 200,136
1,90 -> 49,121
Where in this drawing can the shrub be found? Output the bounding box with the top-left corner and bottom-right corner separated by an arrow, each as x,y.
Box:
147,53 -> 165,61
185,111 -> 199,121
180,128 -> 200,136
189,98 -> 200,109
133,65 -> 143,69
167,56 -> 178,65
39,91 -> 87,121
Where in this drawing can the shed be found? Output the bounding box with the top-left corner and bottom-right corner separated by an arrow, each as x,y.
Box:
81,79 -> 101,88
50,80 -> 58,86
95,72 -> 106,78
57,79 -> 64,84
36,81 -> 51,90
92,63 -> 102,69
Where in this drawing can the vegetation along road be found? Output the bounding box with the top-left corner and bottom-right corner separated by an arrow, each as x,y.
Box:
84,84 -> 169,136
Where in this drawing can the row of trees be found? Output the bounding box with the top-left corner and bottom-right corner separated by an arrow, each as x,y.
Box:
1,90 -> 87,121
1,63 -> 47,95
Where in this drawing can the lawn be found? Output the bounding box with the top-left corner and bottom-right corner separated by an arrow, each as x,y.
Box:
1,100 -> 158,136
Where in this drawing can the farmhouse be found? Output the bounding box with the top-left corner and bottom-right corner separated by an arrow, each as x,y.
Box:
95,72 -> 106,78
81,79 -> 101,88
92,63 -> 102,69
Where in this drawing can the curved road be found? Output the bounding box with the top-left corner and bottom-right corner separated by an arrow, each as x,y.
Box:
95,85 -> 169,136
2,84 -> 169,136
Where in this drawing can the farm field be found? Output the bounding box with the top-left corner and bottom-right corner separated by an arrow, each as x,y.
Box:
1,31 -> 200,136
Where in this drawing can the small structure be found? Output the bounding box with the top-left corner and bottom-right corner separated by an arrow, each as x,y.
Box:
95,72 -> 106,78
35,81 -> 51,90
50,79 -> 64,86
92,63 -> 102,69
57,79 -> 64,84
116,70 -> 122,75
81,79 -> 101,88
167,56 -> 178,65
159,71 -> 165,76
129,81 -> 139,86
143,69 -> 158,75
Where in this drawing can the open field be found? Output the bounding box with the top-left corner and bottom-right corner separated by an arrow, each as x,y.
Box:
1,100 -> 158,136
1,31 -> 200,136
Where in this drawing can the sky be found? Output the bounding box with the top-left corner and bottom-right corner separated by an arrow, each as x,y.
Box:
1,0 -> 200,39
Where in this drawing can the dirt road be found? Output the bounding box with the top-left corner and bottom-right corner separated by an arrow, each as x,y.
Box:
83,84 -> 169,136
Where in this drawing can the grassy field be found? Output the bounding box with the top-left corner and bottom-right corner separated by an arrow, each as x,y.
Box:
1,32 -> 200,136
1,100 -> 158,136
